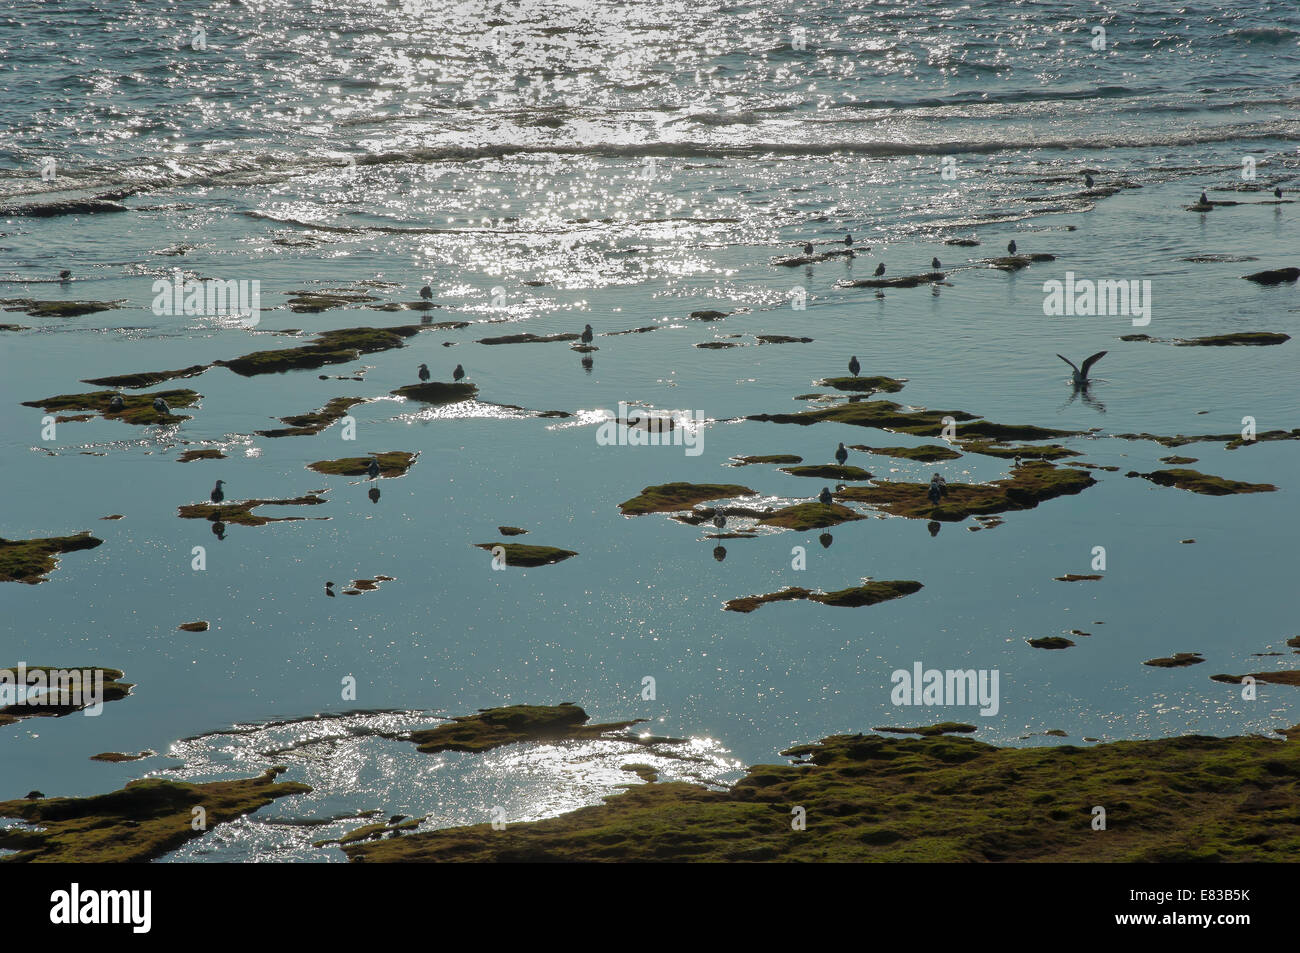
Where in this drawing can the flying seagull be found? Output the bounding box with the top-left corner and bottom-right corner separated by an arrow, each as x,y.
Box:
419,285 -> 433,300
848,355 -> 860,377
818,487 -> 833,505
1057,350 -> 1108,386
453,364 -> 465,381
873,262 -> 885,277
581,324 -> 593,344
1007,239 -> 1017,255
835,442 -> 848,465
418,363 -> 430,382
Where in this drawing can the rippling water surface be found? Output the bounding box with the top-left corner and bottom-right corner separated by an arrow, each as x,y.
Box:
2,0 -> 1298,860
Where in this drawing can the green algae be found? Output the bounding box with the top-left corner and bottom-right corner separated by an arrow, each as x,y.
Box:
818,376 -> 907,394
0,767 -> 310,862
730,454 -> 803,466
959,441 -> 1081,460
1055,573 -> 1103,582
757,502 -> 866,530
1126,468 -> 1277,496
216,325 -> 423,376
390,381 -> 478,404
749,399 -> 1077,441
1145,653 -> 1204,668
497,526 -> 528,536
21,388 -> 200,425
472,543 -> 578,567
724,579 -> 922,613
779,464 -> 872,480
285,289 -> 379,313
177,449 -> 226,462
1211,671 -> 1300,687
406,703 -> 641,755
477,332 -> 580,345
346,730 -> 1300,862
307,451 -> 417,477
257,396 -> 367,437
0,533 -> 103,584
850,444 -> 962,462
177,494 -> 327,527
873,723 -> 977,737
834,460 -> 1095,523
1,298 -> 122,318
0,666 -> 132,723
81,365 -> 209,388
619,482 -> 756,515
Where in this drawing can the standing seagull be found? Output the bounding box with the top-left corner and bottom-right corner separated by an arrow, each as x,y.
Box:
712,510 -> 726,529
108,394 -> 124,412
803,242 -> 814,256
58,269 -> 71,281
1200,191 -> 1209,205
928,473 -> 947,505
931,257 -> 941,269
419,285 -> 433,300
367,457 -> 381,479
1007,239 -> 1017,255
1057,350 -> 1108,387
418,363 -> 430,382
873,262 -> 885,277
1084,173 -> 1094,188
844,234 -> 853,247
848,355 -> 861,378
453,364 -> 465,382
210,480 -> 225,504
152,396 -> 171,415
818,487 -> 833,505
580,324 -> 593,344
834,442 -> 848,465
1275,187 -> 1283,199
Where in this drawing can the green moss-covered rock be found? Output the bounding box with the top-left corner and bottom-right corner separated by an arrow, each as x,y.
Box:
835,461 -> 1095,522
724,580 -> 922,613
757,502 -> 865,530
0,666 -> 132,723
345,730 -> 1300,862
749,399 -> 1077,441
285,289 -> 379,313
307,451 -> 417,477
257,397 -> 367,437
959,441 -> 1081,460
0,768 -> 310,862
216,325 -> 423,376
818,376 -> 907,394
477,332 -> 580,345
1126,468 -> 1276,495
619,483 -> 756,515
730,454 -> 803,466
177,495 -> 327,527
851,444 -> 963,462
778,464 -> 872,480
81,365 -> 209,388
1145,653 -> 1204,668
390,381 -> 478,404
472,543 -> 577,567
21,389 -> 200,425
0,533 -> 103,584
1,298 -> 122,318
406,703 -> 641,754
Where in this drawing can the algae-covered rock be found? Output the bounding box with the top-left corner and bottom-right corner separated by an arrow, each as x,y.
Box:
0,767 -> 310,862
81,365 -> 209,388
850,444 -> 962,462
472,543 -> 577,567
0,665 -> 132,722
177,449 -> 226,462
838,272 -> 946,288
835,461 -> 1095,523
1,298 -> 122,318
1144,653 -> 1204,668
285,289 -> 379,313
390,381 -> 478,404
308,451 -> 417,477
497,526 -> 528,536
178,621 -> 209,632
21,388 -> 200,425
477,332 -> 580,345
619,483 -> 756,515
724,580 -> 922,613
959,441 -> 1080,460
177,495 -> 327,527
216,325 -> 423,376
757,502 -> 865,530
0,533 -> 103,584
89,751 -> 152,763
1159,455 -> 1198,465
778,464 -> 872,480
818,376 -> 907,394
406,703 -> 641,754
729,454 -> 803,466
257,396 -> 367,437
345,731 -> 1300,862
1125,468 -> 1276,496
1027,637 -> 1075,650
873,723 -> 977,737
1211,671 -> 1300,687
749,399 -> 1077,441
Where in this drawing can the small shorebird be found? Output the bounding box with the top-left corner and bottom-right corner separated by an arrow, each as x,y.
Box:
931,257 -> 941,269
210,480 -> 225,504
152,397 -> 171,415
803,242 -> 814,255
1057,350 -> 1108,386
1084,173 -> 1094,188
873,262 -> 885,277
418,363 -> 430,382
419,285 -> 433,300
848,355 -> 860,377
367,457 -> 381,479
1007,240 -> 1017,255
580,324 -> 593,344
835,442 -> 848,465
818,487 -> 833,504
453,364 -> 465,381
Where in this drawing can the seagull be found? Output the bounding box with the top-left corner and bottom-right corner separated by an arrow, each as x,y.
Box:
58,270 -> 71,281
848,355 -> 860,377
580,324 -> 593,344
834,442 -> 848,465
1007,240 -> 1017,255
818,487 -> 833,505
931,257 -> 941,269
712,510 -> 726,529
803,242 -> 814,256
367,457 -> 381,479
419,285 -> 433,300
1200,191 -> 1208,205
1275,187 -> 1283,199
210,480 -> 225,504
152,397 -> 171,415
1057,350 -> 1108,387
928,473 -> 948,505
873,262 -> 885,277
844,234 -> 853,246
453,364 -> 465,381
108,394 -> 124,411
418,363 -> 430,382
1084,173 -> 1094,188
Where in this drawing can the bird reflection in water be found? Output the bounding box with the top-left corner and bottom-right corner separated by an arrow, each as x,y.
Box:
368,487 -> 380,504
819,533 -> 833,549
712,545 -> 727,562
928,521 -> 941,537
210,520 -> 226,540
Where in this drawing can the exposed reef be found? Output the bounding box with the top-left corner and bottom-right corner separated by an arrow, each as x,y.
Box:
256,397 -> 367,437
850,444 -> 962,462
405,704 -> 641,754
619,483 -> 756,515
0,665 -> 132,724
749,399 -> 1078,442
779,465 -> 872,480
390,381 -> 478,404
472,543 -> 578,567
308,451 -> 417,477
757,502 -> 866,530
81,365 -> 210,388
22,389 -> 201,425
724,580 -> 923,613
216,326 -> 424,376
177,494 -> 327,527
1125,468 -> 1277,496
0,533 -> 103,584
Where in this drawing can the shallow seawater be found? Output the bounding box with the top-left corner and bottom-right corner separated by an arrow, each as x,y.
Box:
1,0 -> 1299,860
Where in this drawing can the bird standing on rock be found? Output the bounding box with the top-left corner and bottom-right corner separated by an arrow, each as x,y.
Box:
1084,173 -> 1094,188
418,363 -> 430,382
1200,192 -> 1209,205
835,442 -> 848,465
928,473 -> 947,505
419,285 -> 433,300
712,511 -> 726,529
1275,187 -> 1283,199
453,364 -> 465,381
367,457 -> 381,479
873,262 -> 885,277
818,487 -> 833,505
803,242 -> 814,256
848,355 -> 860,377
211,480 -> 225,504
108,394 -> 124,411
152,397 -> 171,415
581,324 -> 593,344
931,257 -> 941,269
844,234 -> 853,246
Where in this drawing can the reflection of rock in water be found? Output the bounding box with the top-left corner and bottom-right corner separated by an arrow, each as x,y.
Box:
368,487 -> 380,504
819,532 -> 832,549
928,521 -> 940,537
211,520 -> 226,540
713,545 -> 727,562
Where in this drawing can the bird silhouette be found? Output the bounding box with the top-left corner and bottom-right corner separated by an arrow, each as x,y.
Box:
803,242 -> 814,255
581,324 -> 593,344
873,262 -> 885,277
1084,173 -> 1094,188
108,394 -> 124,411
1057,350 -> 1108,387
1275,187 -> 1283,199
848,355 -> 860,377
844,234 -> 853,246
367,457 -> 381,479
818,487 -> 833,505
835,442 -> 848,465
453,364 -> 465,381
418,363 -> 430,382
1200,192 -> 1209,205
712,510 -> 726,529
152,397 -> 171,415
210,480 -> 225,504
931,257 -> 941,269
419,285 -> 433,300
58,270 -> 71,281
1007,240 -> 1017,255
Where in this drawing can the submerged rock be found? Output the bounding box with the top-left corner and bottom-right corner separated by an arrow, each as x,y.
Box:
406,703 -> 642,754
1125,468 -> 1277,495
724,579 -> 922,613
284,289 -> 379,312
0,767 -> 309,862
1,298 -> 122,317
958,441 -> 1080,460
472,543 -> 578,567
619,483 -> 757,515
257,396 -> 367,437
0,532 -> 103,584
755,335 -> 813,345
81,364 -> 210,388
477,332 -> 580,345
838,272 -> 946,289
1122,331 -> 1289,347
1144,653 -> 1204,668
1055,574 -> 1103,582
177,449 -> 226,462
